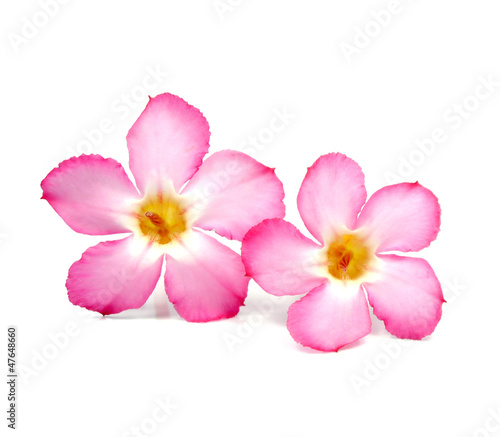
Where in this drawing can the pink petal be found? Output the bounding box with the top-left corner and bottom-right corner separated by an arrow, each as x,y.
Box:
241,219 -> 326,296
182,150 -> 285,240
67,236 -> 164,315
41,155 -> 141,235
126,93 -> 210,194
355,182 -> 440,253
364,255 -> 444,339
287,282 -> 372,352
164,231 -> 249,322
297,153 -> 367,244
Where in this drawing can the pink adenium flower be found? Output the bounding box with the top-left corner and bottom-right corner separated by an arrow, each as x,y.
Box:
242,153 -> 444,351
41,93 -> 285,321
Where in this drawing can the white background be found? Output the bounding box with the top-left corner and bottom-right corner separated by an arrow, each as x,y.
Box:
2,1 -> 500,436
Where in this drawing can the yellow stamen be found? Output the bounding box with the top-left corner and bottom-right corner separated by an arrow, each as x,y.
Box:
327,234 -> 371,281
136,194 -> 187,245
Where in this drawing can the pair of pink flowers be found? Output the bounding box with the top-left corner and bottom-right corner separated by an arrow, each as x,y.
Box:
42,93 -> 444,351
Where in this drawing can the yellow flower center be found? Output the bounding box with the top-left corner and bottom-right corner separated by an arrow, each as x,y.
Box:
136,194 -> 187,245
327,234 -> 371,281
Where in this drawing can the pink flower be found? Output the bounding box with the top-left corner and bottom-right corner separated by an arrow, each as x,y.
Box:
42,93 -> 285,321
242,153 -> 444,351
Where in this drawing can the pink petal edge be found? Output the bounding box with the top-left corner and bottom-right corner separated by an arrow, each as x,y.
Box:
41,154 -> 141,235
127,93 -> 210,194
242,219 -> 326,296
364,254 -> 445,340
356,182 -> 441,253
67,236 -> 164,315
164,230 -> 249,322
287,282 -> 372,352
182,150 -> 285,241
297,153 -> 367,244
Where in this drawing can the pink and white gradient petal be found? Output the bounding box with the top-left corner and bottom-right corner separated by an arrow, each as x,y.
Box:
41,155 -> 141,235
242,219 -> 326,296
126,93 -> 210,194
355,182 -> 440,253
164,230 -> 249,322
182,150 -> 285,241
364,255 -> 444,340
297,153 -> 367,244
67,236 -> 164,315
287,282 -> 372,352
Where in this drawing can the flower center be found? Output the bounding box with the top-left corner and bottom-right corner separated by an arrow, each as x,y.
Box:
136,194 -> 187,245
327,234 -> 371,281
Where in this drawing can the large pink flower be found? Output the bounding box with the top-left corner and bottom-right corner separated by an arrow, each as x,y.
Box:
42,93 -> 285,321
242,153 -> 444,351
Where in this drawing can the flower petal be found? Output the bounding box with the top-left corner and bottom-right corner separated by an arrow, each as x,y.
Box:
182,150 -> 285,240
287,282 -> 372,352
164,231 -> 249,322
364,255 -> 444,339
242,219 -> 326,296
67,236 -> 164,315
41,155 -> 141,235
126,93 -> 210,194
297,153 -> 367,244
355,182 -> 440,253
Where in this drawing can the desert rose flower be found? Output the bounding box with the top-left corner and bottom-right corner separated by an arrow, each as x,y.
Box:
242,153 -> 444,351
41,93 -> 285,321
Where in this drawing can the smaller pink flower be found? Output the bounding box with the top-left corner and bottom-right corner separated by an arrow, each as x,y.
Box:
42,93 -> 285,321
242,153 -> 444,351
